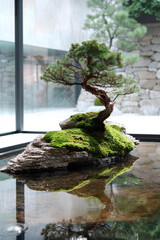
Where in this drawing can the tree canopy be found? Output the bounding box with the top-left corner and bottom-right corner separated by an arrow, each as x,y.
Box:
84,0 -> 147,65
41,40 -> 138,121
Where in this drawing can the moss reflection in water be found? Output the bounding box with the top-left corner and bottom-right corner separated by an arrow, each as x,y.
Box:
13,154 -> 136,194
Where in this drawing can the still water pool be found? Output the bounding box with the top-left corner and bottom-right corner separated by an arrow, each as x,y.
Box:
0,142 -> 160,240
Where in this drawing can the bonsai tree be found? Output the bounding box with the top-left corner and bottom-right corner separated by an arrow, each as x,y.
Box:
41,40 -> 138,122
84,0 -> 147,65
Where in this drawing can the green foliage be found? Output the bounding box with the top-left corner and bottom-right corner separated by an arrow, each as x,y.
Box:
94,97 -> 103,106
41,40 -> 123,85
75,112 -> 105,132
111,125 -> 122,132
41,40 -> 139,101
69,112 -> 90,122
84,0 -> 147,65
128,0 -> 160,21
122,52 -> 139,65
44,119 -> 133,158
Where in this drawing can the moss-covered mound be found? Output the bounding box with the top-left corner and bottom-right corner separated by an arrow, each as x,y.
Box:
69,111 -> 105,131
44,123 -> 133,158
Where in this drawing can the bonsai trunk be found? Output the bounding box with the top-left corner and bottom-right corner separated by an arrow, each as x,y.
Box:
82,82 -> 114,122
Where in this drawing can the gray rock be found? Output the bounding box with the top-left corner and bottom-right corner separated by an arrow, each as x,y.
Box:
59,118 -> 77,130
140,51 -> 153,57
141,45 -> 153,52
151,45 -> 160,52
149,61 -> 159,69
122,106 -> 140,114
138,71 -> 156,79
148,68 -> 157,72
156,70 -> 160,79
140,99 -> 160,107
140,105 -> 159,116
0,135 -> 93,173
140,79 -> 156,89
142,36 -> 152,41
134,57 -> 151,67
153,84 -> 160,90
129,95 -> 139,101
140,40 -> 150,46
141,45 -> 160,52
152,53 -> 160,61
0,129 -> 138,173
133,67 -> 148,72
122,101 -> 138,107
150,90 -> 160,99
151,37 -> 160,44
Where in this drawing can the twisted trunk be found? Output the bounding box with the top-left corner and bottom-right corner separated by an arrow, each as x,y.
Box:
82,82 -> 114,122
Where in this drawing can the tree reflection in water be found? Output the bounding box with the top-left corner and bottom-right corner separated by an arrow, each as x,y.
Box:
41,222 -> 116,240
13,153 -> 160,240
41,218 -> 160,240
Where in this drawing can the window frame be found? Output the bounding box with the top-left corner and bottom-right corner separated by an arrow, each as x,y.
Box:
0,0 -> 159,144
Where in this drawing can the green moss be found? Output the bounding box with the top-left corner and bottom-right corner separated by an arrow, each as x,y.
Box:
76,116 -> 105,132
57,161 -> 134,195
44,124 -> 133,158
70,111 -> 105,132
51,179 -> 91,193
99,164 -> 133,185
94,97 -> 103,106
110,124 -> 121,132
69,112 -> 91,122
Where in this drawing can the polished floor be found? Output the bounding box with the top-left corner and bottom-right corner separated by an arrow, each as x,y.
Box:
0,142 -> 160,239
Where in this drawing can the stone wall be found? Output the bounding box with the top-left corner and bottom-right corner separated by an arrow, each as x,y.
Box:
0,46 -> 15,114
116,23 -> 160,115
77,23 -> 160,116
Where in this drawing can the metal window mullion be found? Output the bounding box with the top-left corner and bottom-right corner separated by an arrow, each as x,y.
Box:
15,0 -> 23,132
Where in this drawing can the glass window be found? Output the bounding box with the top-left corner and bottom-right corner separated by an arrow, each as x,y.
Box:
23,0 -> 160,135
23,0 -> 88,131
0,0 -> 15,134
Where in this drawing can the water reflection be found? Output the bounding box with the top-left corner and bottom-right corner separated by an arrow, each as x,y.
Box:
12,154 -> 137,194
41,218 -> 160,240
16,181 -> 25,224
11,155 -> 136,240
16,181 -> 26,240
1,143 -> 160,239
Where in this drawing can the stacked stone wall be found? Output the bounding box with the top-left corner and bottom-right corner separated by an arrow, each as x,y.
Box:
116,23 -> 160,115
0,52 -> 15,113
